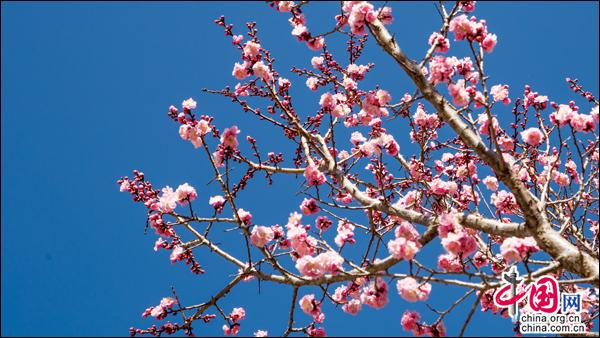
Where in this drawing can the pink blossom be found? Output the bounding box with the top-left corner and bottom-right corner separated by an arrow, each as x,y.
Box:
304,164 -> 327,186
300,198 -> 320,215
315,216 -> 332,232
232,35 -> 243,44
394,221 -> 420,241
430,178 -> 457,196
158,186 -> 178,212
209,195 -> 226,210
311,56 -> 324,69
254,330 -> 268,337
550,104 -> 574,126
232,62 -> 249,80
441,229 -> 478,257
387,237 -> 421,260
277,1 -> 294,12
428,56 -> 456,85
223,325 -> 240,336
299,294 -> 321,316
482,33 -> 497,52
175,183 -> 197,204
449,15 -> 475,41
243,41 -> 261,59
498,135 -> 515,151
591,106 -> 599,122
306,36 -> 325,51
520,127 -> 544,146
335,221 -> 355,247
491,190 -> 520,214
221,125 -> 240,149
154,237 -> 167,251
437,253 -> 463,272
237,208 -> 252,225
182,98 -> 197,110
473,251 -> 489,268
342,299 -> 362,315
230,307 -> 245,322
570,112 -> 596,132
490,84 -> 510,104
500,236 -> 539,263
482,176 -> 498,191
448,79 -> 469,106
553,172 -> 570,187
319,92 -> 335,110
252,61 -> 273,82
250,225 -> 275,248
306,77 -> 319,91
396,277 -> 432,302
476,113 -> 499,135
401,310 -> 421,332
360,277 -> 388,309
428,32 -> 450,53
169,246 -> 185,263
119,179 -> 130,192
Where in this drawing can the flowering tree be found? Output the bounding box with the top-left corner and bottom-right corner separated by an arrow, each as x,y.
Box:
118,2 -> 599,337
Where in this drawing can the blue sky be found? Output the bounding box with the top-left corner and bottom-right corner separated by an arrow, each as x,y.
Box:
1,1 -> 598,337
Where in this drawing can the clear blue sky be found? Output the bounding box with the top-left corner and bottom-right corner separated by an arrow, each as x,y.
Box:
2,1 -> 598,337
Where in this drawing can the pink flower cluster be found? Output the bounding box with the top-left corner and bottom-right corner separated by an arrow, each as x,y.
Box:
296,250 -> 344,278
500,237 -> 539,263
222,307 -> 246,336
319,92 -> 352,118
342,1 -> 393,35
286,212 -> 317,257
387,221 -> 421,260
449,14 -> 497,52
490,84 -> 511,105
299,294 -> 325,323
353,132 -> 399,157
360,277 -> 389,309
359,89 -> 391,121
157,183 -> 198,213
300,198 -> 321,215
396,277 -> 432,302
520,127 -> 544,146
179,119 -> 212,148
429,177 -> 458,196
284,9 -> 324,51
490,190 -> 520,214
304,164 -> 327,186
428,56 -> 477,86
142,297 -> 178,320
428,32 -> 450,53
250,225 -> 275,248
335,220 -> 356,247
438,212 -> 477,258
550,104 -> 596,132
